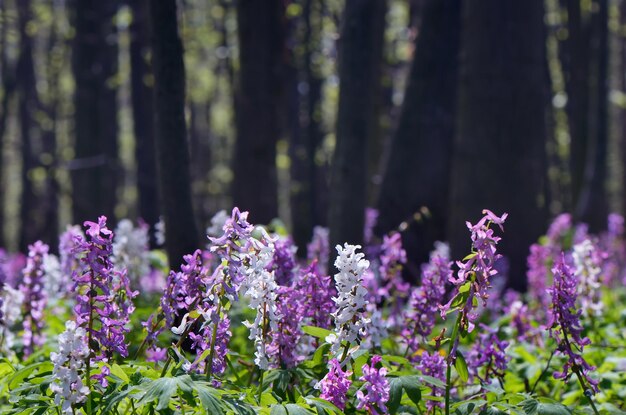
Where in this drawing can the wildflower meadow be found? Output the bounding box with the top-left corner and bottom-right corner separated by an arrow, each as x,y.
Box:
1,207 -> 626,415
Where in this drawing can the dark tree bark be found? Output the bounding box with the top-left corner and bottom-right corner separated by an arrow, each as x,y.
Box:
149,0 -> 199,269
329,0 -> 386,259
70,0 -> 119,225
0,0 -> 17,248
232,0 -> 286,224
376,0 -> 461,278
129,0 -> 159,247
577,0 -> 609,231
17,0 -> 40,252
289,0 -> 325,254
563,0 -> 591,210
448,1 -> 549,291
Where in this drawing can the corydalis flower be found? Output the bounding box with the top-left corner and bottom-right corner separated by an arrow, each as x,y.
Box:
0,284 -> 24,354
307,226 -> 329,274
50,321 -> 90,415
268,236 -> 297,285
468,324 -> 510,385
326,244 -> 370,356
356,355 -> 390,415
403,242 -> 451,353
316,358 -> 352,410
59,225 -> 84,279
377,232 -> 409,303
20,241 -> 49,357
548,254 -> 599,394
526,243 -> 551,312
113,219 -> 150,285
440,210 -> 507,334
73,217 -> 137,376
241,233 -> 281,370
416,351 -> 445,410
572,239 -> 603,317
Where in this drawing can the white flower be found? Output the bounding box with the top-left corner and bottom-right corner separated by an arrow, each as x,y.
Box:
113,219 -> 150,283
50,321 -> 90,414
328,244 -> 370,355
0,285 -> 24,354
241,233 -> 281,370
206,210 -> 230,238
155,217 -> 166,246
43,253 -> 64,299
572,239 -> 603,317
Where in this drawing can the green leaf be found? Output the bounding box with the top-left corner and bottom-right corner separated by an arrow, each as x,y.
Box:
110,363 -> 129,383
302,326 -> 333,340
455,353 -> 469,383
140,377 -> 177,410
458,282 -> 471,293
194,382 -> 225,414
401,376 -> 422,406
303,396 -> 342,415
387,378 -> 403,414
420,375 -> 447,389
284,403 -> 315,415
270,405 -> 288,415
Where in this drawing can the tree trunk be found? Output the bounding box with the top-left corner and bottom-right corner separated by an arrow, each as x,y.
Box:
129,0 -> 160,247
232,0 -> 286,224
289,0 -> 324,254
448,1 -> 549,292
376,0 -> 461,278
577,0 -> 609,231
149,0 -> 199,268
17,0 -> 40,252
329,0 -> 386,260
70,0 -> 119,224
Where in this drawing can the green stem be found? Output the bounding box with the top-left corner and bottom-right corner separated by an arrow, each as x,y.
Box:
531,349 -> 555,394
257,369 -> 264,404
206,302 -> 223,380
86,284 -> 95,415
444,311 -> 463,415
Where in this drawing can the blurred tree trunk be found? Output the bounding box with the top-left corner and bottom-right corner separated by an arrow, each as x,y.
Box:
70,0 -> 119,224
149,0 -> 199,268
129,0 -> 159,247
564,0 -> 591,210
448,1 -> 549,292
232,0 -> 286,224
289,0 -> 324,254
376,0 -> 461,279
0,0 -> 16,248
17,0 -> 40,252
41,6 -> 62,251
577,0 -> 609,231
329,0 -> 386,260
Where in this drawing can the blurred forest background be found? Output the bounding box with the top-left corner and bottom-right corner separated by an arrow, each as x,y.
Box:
0,0 -> 624,289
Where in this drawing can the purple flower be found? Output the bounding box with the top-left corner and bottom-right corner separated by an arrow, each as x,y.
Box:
416,351 -> 445,410
527,243 -> 551,311
377,232 -> 409,300
356,355 -> 390,415
293,263 -> 335,329
546,213 -> 573,245
364,208 -> 379,246
440,210 -> 507,334
208,207 -> 255,300
307,226 -> 329,274
468,324 -> 510,384
186,305 -> 232,377
20,241 -> 49,357
268,236 -> 297,286
316,358 -> 352,410
547,254 -> 599,394
402,242 -> 451,353
73,216 -> 137,378
59,225 -> 85,286
266,285 -> 305,368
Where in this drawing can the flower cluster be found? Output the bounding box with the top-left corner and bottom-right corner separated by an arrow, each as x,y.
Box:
73,217 -> 137,381
548,254 -> 599,394
113,219 -> 150,285
572,239 -> 603,317
50,321 -> 90,415
377,232 -> 409,302
316,358 -> 352,410
307,226 -> 329,274
403,242 -> 451,353
326,244 -> 370,357
356,355 -> 390,415
59,225 -> 84,279
0,282 -> 24,354
20,241 -> 49,357
416,351 -> 446,410
440,210 -> 507,334
268,236 -> 297,285
468,324 -> 510,384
